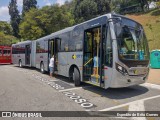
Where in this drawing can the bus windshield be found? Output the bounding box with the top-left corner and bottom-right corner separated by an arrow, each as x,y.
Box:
114,19 -> 149,61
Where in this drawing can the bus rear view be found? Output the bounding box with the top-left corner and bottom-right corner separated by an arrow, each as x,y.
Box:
109,15 -> 150,88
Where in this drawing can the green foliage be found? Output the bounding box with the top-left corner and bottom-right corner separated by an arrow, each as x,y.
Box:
0,31 -> 17,46
19,8 -> 44,40
73,0 -> 111,23
110,0 -> 150,13
0,21 -> 12,35
19,5 -> 75,40
8,0 -> 21,38
22,0 -> 37,16
95,0 -> 111,15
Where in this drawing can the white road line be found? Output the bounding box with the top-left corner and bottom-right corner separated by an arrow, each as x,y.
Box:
140,83 -> 160,90
48,79 -> 59,82
99,95 -> 160,111
59,86 -> 92,92
57,80 -> 75,86
129,101 -> 146,120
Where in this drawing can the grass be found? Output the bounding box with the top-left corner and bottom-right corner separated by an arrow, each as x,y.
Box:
126,9 -> 160,51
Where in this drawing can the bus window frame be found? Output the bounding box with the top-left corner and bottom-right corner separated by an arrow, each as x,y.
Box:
0,48 -> 2,56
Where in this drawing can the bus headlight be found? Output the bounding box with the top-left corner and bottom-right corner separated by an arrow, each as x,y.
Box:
116,63 -> 128,76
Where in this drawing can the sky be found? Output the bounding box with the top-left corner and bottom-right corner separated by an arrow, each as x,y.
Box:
0,0 -> 68,22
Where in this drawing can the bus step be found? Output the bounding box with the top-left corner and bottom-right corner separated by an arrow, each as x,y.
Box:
84,81 -> 100,87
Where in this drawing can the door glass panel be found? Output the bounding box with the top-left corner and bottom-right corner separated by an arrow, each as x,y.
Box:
25,45 -> 31,65
83,26 -> 101,84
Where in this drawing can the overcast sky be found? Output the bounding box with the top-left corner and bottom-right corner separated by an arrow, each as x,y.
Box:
0,0 -> 68,22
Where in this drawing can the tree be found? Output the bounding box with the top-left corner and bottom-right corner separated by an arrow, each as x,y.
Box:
73,0 -> 111,23
140,0 -> 149,11
0,21 -> 12,35
19,5 -> 75,40
22,0 -> 37,16
8,0 -> 21,38
0,31 -> 16,46
95,0 -> 111,15
74,0 -> 98,23
19,8 -> 44,40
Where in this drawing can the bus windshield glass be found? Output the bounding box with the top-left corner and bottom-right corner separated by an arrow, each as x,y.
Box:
114,17 -> 149,61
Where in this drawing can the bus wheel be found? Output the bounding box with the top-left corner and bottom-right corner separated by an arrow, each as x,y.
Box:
40,62 -> 45,74
19,60 -> 22,68
73,67 -> 81,86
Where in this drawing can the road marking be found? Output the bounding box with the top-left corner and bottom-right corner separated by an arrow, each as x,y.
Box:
56,79 -> 74,86
140,83 -> 160,90
129,101 -> 146,120
63,91 -> 95,109
59,86 -> 92,92
48,79 -> 59,82
99,95 -> 160,111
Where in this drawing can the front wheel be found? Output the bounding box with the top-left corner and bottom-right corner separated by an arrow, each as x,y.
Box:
73,67 -> 81,86
40,62 -> 45,74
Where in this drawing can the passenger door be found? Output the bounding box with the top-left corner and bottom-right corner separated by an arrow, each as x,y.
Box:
25,45 -> 31,65
48,39 -> 59,73
83,26 -> 102,86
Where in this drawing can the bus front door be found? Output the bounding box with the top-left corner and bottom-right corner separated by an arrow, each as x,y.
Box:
83,26 -> 102,86
25,45 -> 30,65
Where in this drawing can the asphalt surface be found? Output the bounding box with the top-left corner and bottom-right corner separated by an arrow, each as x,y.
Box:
0,65 -> 160,120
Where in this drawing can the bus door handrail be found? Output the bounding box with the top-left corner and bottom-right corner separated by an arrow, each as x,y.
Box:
84,58 -> 93,67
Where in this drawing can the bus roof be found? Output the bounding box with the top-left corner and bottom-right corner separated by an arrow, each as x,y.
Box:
48,13 -> 112,39
12,40 -> 32,46
48,13 -> 142,38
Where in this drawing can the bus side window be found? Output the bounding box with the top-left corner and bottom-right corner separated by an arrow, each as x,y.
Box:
106,26 -> 113,67
3,50 -> 7,56
7,50 -> 11,56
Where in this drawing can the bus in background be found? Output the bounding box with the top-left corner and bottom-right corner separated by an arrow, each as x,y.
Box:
12,13 -> 150,89
0,46 -> 12,64
12,41 -> 36,67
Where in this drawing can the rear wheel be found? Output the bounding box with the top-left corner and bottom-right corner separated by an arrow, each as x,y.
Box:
19,60 -> 22,68
40,62 -> 45,74
73,67 -> 81,86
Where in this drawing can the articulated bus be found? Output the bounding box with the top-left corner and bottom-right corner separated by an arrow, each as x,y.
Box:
12,13 -> 150,89
0,46 -> 12,64
12,40 -> 36,67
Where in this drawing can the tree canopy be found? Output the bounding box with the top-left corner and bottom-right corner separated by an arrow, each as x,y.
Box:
8,0 -> 21,38
19,5 -> 75,40
22,0 -> 37,16
0,21 -> 12,35
73,0 -> 111,23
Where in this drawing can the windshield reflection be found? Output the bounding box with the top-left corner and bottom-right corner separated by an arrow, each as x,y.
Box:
117,25 -> 149,61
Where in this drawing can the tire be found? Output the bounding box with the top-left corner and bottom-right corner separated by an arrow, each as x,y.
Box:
19,60 -> 22,68
40,62 -> 45,74
73,67 -> 81,86
69,68 -> 74,81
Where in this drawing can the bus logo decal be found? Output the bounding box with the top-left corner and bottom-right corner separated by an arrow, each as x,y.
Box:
134,70 -> 138,75
72,54 -> 77,59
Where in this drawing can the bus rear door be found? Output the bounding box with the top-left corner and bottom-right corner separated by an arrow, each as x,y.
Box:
25,45 -> 31,65
48,39 -> 59,73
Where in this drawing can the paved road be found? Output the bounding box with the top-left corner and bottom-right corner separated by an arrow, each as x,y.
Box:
147,68 -> 160,85
0,65 -> 160,120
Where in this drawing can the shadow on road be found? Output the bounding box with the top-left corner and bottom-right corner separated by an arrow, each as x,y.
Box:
13,65 -> 149,100
82,85 -> 149,100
